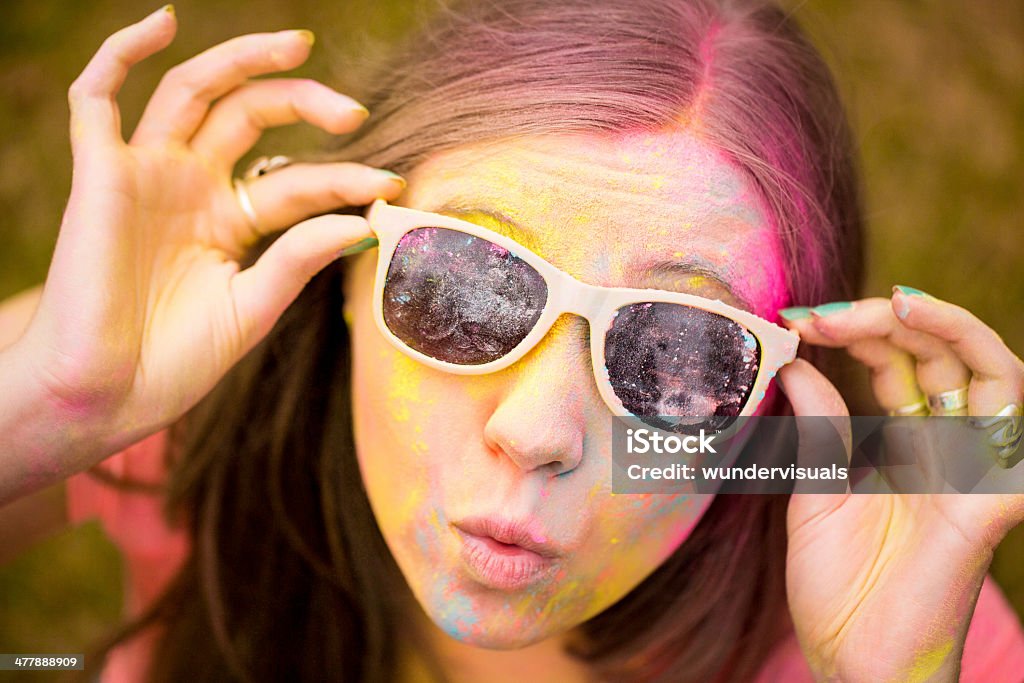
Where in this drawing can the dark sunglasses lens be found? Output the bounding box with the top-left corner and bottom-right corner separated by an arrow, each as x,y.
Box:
382,227 -> 548,365
605,302 -> 760,433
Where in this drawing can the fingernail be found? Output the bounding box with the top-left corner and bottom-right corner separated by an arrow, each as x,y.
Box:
377,170 -> 407,188
338,237 -> 378,257
162,4 -> 175,16
810,301 -> 853,317
779,306 -> 812,321
294,29 -> 315,46
352,103 -> 370,119
893,285 -> 931,298
895,299 -> 911,320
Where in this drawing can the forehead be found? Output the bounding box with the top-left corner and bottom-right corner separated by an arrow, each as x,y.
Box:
399,129 -> 788,317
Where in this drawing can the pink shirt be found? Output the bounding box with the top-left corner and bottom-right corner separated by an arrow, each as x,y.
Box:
69,431 -> 1024,682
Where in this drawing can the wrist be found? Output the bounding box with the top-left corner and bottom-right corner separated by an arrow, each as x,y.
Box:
0,340 -> 109,506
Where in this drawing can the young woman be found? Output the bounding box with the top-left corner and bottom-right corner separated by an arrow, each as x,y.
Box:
0,1 -> 1022,681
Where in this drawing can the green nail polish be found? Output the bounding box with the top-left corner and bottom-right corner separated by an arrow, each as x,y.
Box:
810,301 -> 853,317
893,285 -> 931,298
778,306 -> 812,321
338,237 -> 378,257
378,170 -> 407,188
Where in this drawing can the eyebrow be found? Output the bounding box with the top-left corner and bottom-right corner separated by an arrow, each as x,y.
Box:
428,200 -> 754,312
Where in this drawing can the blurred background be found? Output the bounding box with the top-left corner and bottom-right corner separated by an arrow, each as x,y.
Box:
0,0 -> 1021,674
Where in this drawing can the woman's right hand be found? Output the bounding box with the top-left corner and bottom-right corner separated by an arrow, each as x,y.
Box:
11,7 -> 403,456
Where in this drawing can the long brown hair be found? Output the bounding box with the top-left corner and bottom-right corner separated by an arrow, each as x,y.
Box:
80,1 -> 864,681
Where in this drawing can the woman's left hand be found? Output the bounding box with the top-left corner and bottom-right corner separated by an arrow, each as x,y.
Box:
775,287 -> 1024,682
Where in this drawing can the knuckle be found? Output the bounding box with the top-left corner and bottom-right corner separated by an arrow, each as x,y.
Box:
67,74 -> 99,105
160,63 -> 189,87
97,32 -> 126,59
1012,356 -> 1024,381
161,64 -> 208,98
67,79 -> 87,105
328,183 -> 357,204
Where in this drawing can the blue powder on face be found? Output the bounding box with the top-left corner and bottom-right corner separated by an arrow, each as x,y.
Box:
432,579 -> 480,640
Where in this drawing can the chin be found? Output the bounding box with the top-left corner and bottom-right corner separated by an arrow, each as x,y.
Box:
431,613 -> 561,650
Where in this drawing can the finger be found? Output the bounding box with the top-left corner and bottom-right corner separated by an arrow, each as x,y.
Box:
892,289 -> 1024,419
776,359 -> 852,497
783,298 -> 971,398
189,79 -> 369,167
68,6 -> 177,153
891,289 -> 1024,381
236,162 -> 405,239
844,337 -> 925,413
130,29 -> 315,145
840,339 -> 947,490
230,214 -> 372,344
777,358 -> 850,419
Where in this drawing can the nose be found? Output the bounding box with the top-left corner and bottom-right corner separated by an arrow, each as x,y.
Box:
482,314 -> 593,476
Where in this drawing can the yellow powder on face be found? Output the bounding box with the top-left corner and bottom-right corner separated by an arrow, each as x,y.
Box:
687,275 -> 708,289
387,355 -> 428,423
446,210 -> 546,257
383,482 -> 425,535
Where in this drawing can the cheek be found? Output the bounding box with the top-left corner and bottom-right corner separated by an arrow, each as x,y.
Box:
346,256 -> 440,555
575,492 -> 712,613
346,261 -> 488,613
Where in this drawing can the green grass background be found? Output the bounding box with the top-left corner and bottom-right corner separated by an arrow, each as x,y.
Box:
0,0 -> 1021,674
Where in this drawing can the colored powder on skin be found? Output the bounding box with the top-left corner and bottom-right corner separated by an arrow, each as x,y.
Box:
386,354 -> 432,423
434,580 -> 481,639
390,482 -> 426,534
535,578 -> 586,622
904,638 -> 955,683
414,525 -> 431,555
365,130 -> 790,651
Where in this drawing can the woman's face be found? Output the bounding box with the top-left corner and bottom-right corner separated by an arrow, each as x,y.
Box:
342,129 -> 788,648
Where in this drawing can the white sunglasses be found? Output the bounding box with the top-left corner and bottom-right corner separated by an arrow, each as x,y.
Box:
363,199 -> 800,432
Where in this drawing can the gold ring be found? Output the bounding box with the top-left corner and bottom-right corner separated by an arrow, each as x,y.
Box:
232,178 -> 259,232
244,155 -> 294,179
887,399 -> 929,417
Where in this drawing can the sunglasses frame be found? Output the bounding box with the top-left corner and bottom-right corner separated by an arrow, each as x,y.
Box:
364,199 -> 800,420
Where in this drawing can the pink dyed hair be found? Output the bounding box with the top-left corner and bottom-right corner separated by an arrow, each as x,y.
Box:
330,0 -> 865,311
